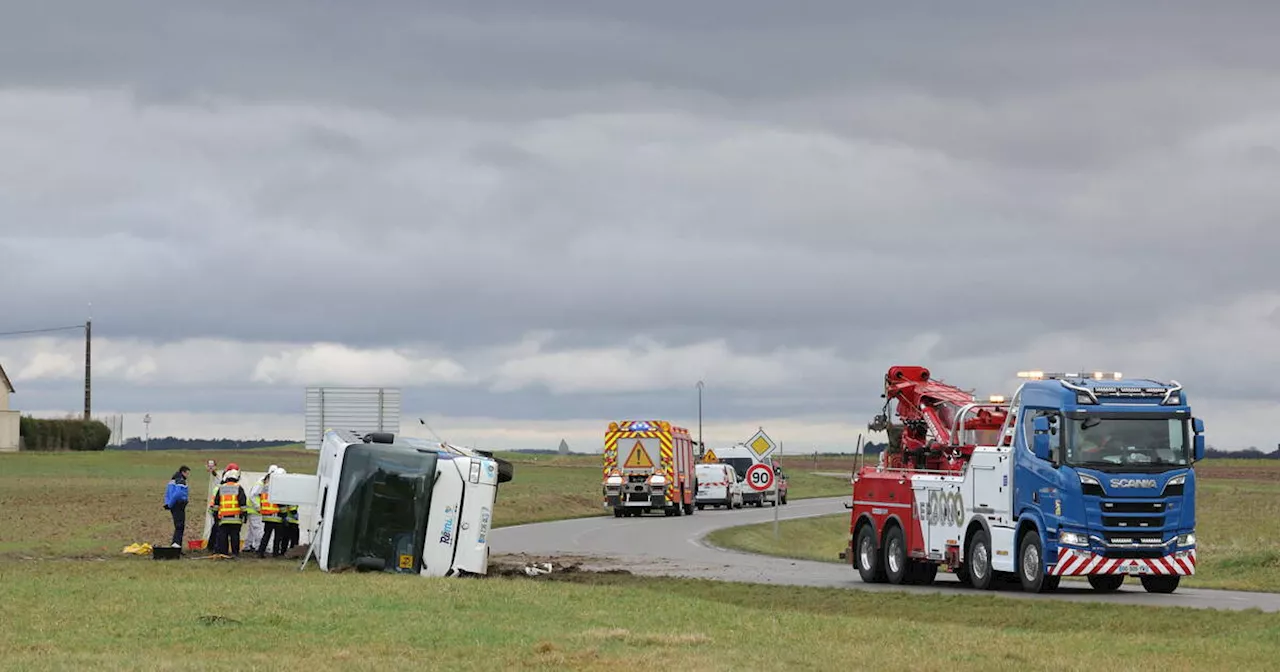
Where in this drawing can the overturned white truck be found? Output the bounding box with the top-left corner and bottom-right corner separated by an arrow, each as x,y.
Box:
270,428 -> 514,577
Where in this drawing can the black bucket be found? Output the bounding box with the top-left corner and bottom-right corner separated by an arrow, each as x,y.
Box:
153,546 -> 182,560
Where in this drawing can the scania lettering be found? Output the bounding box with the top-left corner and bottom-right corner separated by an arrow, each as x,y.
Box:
844,366 -> 1204,594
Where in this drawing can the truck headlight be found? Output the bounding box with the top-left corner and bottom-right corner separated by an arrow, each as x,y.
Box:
1059,531 -> 1089,547
1078,473 -> 1100,487
1177,532 -> 1196,546
469,462 -> 481,483
1167,474 -> 1186,486
605,475 -> 623,486
649,475 -> 666,486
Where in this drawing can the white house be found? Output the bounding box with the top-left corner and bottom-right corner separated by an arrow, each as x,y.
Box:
0,363 -> 17,452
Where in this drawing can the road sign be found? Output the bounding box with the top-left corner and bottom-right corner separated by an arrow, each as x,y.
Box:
746,428 -> 777,460
623,440 -> 654,468
745,462 -> 774,492
703,449 -> 718,463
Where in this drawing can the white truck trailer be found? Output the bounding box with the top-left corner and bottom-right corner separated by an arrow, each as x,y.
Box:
269,428 -> 513,577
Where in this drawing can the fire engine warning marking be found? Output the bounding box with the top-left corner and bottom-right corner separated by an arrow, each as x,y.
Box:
623,440 -> 654,468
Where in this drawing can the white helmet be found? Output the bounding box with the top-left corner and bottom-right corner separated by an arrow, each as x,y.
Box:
224,469 -> 241,481
275,467 -> 287,475
268,464 -> 279,474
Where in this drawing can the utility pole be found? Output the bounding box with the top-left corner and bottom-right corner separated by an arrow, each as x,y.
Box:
696,380 -> 704,459
84,316 -> 91,421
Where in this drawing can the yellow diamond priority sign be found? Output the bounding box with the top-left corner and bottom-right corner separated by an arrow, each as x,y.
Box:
746,428 -> 777,459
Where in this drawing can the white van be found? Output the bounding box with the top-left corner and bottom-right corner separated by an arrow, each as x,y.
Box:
695,463 -> 743,510
714,444 -> 777,507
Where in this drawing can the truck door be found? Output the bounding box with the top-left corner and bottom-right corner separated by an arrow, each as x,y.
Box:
1014,409 -> 1064,533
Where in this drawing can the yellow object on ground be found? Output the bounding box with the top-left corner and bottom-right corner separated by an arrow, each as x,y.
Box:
121,543 -> 153,555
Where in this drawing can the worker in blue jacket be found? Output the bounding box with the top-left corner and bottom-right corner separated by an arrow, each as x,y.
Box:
163,466 -> 191,548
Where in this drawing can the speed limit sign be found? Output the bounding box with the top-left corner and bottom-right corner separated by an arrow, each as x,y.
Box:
745,463 -> 774,492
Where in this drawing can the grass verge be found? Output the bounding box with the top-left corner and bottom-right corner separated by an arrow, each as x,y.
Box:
1,559 -> 1279,671
707,479 -> 1280,593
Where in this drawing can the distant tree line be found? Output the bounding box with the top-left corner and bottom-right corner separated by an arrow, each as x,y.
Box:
112,436 -> 300,451
1204,446 -> 1280,459
19,416 -> 112,451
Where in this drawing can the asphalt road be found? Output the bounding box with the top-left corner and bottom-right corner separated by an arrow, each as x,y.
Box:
490,495 -> 1280,612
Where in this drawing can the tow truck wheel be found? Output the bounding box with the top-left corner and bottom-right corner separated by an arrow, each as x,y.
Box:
965,529 -> 995,590
1087,574 -> 1125,592
883,525 -> 909,585
855,524 -> 886,583
1018,530 -> 1049,593
1140,575 -> 1180,594
613,507 -> 624,518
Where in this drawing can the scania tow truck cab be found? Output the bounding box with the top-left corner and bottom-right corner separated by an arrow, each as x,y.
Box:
1010,371 -> 1204,593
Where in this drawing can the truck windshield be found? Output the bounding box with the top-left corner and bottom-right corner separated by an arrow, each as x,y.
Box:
1064,416 -> 1189,470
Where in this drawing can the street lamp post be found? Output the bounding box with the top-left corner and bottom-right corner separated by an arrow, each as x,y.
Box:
144,413 -> 151,452
696,380 -> 704,459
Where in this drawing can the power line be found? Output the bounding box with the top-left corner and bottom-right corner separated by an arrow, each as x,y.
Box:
0,325 -> 85,338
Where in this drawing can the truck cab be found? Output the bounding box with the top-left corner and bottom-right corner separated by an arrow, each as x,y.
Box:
271,429 -> 513,577
1007,371 -> 1204,593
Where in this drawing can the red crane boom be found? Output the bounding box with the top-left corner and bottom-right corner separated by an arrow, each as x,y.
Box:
867,365 -> 1009,472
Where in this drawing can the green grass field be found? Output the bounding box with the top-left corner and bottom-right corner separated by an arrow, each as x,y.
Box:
708,463 -> 1280,593
4,450 -> 1279,670
0,447 -> 850,559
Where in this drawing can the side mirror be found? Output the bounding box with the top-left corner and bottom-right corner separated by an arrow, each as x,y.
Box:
1192,418 -> 1205,461
1032,416 -> 1052,461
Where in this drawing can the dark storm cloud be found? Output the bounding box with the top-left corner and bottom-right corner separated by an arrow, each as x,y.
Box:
3,1 -> 1280,444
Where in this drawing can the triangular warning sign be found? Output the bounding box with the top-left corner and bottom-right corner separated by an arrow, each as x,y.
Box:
623,440 -> 654,468
703,449 -> 718,463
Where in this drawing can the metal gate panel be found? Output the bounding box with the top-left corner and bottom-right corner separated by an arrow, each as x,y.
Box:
304,387 -> 401,451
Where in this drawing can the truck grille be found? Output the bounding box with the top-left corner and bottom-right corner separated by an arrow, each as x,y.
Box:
1101,515 -> 1164,528
1100,501 -> 1164,514
1094,498 -> 1176,559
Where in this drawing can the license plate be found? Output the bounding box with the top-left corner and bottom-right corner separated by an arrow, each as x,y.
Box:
1124,563 -> 1148,575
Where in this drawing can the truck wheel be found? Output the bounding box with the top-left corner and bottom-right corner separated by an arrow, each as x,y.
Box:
1018,530 -> 1049,593
855,524 -> 886,583
1042,575 -> 1061,591
965,529 -> 995,590
1088,574 -> 1125,592
1140,575 -> 1180,593
883,525 -> 909,585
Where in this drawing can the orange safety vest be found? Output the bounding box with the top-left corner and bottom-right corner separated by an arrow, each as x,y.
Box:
258,489 -> 281,522
217,483 -> 243,521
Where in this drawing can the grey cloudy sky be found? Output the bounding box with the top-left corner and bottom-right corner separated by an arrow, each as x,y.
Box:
2,1 -> 1279,451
